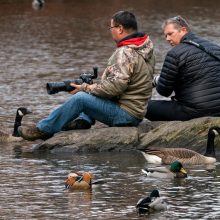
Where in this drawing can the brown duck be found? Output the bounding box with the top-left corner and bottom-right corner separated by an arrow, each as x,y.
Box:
65,172 -> 93,190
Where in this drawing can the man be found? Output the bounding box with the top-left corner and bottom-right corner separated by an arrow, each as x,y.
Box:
145,16 -> 220,121
18,11 -> 155,141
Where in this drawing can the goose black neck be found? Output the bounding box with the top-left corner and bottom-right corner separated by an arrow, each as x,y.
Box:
12,113 -> 23,137
204,126 -> 220,158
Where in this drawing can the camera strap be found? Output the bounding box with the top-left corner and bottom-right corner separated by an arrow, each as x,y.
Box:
183,40 -> 220,62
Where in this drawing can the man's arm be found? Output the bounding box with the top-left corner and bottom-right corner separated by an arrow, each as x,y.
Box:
156,50 -> 179,97
80,48 -> 136,98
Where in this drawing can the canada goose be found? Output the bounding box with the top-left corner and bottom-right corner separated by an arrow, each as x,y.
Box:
65,172 -> 93,190
0,107 -> 32,142
136,189 -> 167,214
142,161 -> 187,179
140,126 -> 219,165
32,0 -> 45,10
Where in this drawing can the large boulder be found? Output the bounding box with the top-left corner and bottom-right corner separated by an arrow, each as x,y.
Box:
33,127 -> 139,153
138,117 -> 220,154
32,117 -> 220,154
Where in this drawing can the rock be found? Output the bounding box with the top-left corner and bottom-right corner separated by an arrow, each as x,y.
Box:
31,117 -> 220,154
138,117 -> 220,154
33,127 -> 139,153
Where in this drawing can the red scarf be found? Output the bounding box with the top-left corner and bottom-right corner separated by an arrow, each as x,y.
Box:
117,35 -> 148,47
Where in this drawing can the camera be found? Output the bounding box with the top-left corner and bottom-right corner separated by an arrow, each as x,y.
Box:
46,67 -> 98,95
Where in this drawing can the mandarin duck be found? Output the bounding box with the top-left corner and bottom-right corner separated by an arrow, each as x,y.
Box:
65,171 -> 93,190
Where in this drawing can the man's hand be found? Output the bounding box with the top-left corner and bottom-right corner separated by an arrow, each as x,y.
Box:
69,83 -> 82,94
152,75 -> 160,87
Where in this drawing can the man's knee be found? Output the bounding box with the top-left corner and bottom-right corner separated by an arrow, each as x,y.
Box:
69,91 -> 90,104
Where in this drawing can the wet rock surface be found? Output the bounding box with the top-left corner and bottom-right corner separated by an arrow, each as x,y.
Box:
30,117 -> 220,154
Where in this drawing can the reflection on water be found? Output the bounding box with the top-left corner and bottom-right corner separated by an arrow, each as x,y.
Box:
1,147 -> 220,220
0,0 -> 220,219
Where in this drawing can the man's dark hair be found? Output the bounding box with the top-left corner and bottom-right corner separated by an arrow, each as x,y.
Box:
112,11 -> 138,31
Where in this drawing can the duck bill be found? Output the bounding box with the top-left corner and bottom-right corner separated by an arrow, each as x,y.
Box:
180,167 -> 187,174
64,179 -> 70,189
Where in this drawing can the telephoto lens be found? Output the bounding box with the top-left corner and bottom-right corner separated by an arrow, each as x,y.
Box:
46,79 -> 82,95
46,66 -> 98,95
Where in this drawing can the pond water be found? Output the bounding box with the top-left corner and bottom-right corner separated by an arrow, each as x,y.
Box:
0,0 -> 220,219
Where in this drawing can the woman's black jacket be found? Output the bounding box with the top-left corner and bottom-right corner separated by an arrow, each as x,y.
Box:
156,32 -> 220,117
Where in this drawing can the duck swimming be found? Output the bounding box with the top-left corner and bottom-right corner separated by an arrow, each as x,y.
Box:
142,161 -> 187,178
136,189 -> 167,214
0,107 -> 32,142
65,171 -> 93,190
140,126 -> 219,165
32,0 -> 45,10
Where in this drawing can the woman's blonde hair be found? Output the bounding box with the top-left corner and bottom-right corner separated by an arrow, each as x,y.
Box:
162,15 -> 190,31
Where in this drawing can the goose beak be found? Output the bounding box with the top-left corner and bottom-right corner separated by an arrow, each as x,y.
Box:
180,167 -> 187,174
27,110 -> 32,114
26,109 -> 32,114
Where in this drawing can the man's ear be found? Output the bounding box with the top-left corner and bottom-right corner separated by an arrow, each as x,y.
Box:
118,25 -> 123,34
